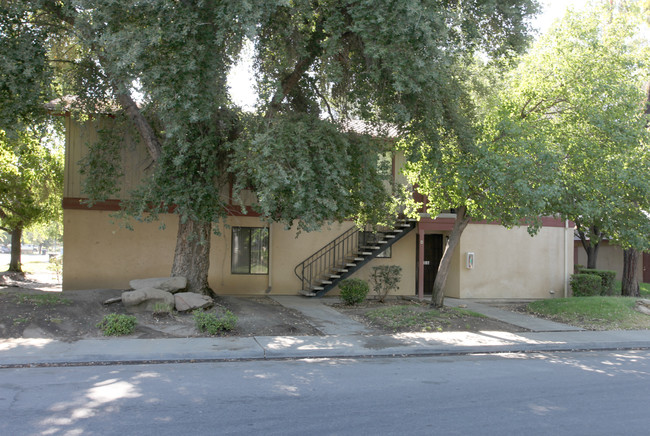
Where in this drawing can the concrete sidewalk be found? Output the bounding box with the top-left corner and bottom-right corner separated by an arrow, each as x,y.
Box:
1,297 -> 648,367
2,330 -> 649,367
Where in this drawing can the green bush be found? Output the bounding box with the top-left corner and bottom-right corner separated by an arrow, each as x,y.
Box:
570,274 -> 602,297
339,278 -> 369,305
193,309 -> 237,335
369,265 -> 403,303
96,314 -> 137,336
577,268 -> 617,295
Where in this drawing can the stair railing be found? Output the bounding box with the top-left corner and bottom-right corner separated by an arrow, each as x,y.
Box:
294,225 -> 362,293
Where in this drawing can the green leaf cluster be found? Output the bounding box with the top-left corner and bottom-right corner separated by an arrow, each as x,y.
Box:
500,4 -> 650,250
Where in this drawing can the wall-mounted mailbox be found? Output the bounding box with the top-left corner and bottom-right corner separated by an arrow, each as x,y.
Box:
466,252 -> 475,269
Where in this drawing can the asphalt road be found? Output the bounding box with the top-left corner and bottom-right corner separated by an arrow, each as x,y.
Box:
1,350 -> 649,435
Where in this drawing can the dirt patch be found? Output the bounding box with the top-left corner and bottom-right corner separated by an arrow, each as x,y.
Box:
1,274 -> 526,341
329,298 -> 526,333
0,275 -> 322,341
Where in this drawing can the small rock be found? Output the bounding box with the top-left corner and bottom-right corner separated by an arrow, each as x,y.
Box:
635,300 -> 650,316
129,277 -> 187,293
174,292 -> 214,312
122,288 -> 174,312
102,296 -> 122,305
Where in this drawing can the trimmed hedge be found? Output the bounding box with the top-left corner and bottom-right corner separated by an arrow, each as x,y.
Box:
576,268 -> 617,295
339,278 -> 369,305
570,274 -> 602,297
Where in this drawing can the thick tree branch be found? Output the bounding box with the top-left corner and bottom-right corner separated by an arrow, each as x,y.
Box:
40,3 -> 162,162
115,92 -> 162,161
265,20 -> 325,119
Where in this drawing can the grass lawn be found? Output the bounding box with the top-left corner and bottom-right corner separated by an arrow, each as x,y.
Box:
640,282 -> 650,297
1,255 -> 59,279
527,296 -> 650,330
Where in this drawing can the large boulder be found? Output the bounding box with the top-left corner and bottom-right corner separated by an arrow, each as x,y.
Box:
174,292 -> 214,312
129,277 -> 187,293
122,288 -> 175,312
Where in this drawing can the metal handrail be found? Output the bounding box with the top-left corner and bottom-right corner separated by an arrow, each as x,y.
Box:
294,225 -> 362,293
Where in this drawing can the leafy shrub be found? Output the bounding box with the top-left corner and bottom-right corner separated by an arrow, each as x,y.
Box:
96,314 -> 137,336
577,268 -> 617,295
339,278 -> 369,305
193,309 -> 237,335
369,265 -> 402,303
570,274 -> 602,297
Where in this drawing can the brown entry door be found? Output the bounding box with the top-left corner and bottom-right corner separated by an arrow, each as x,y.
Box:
423,234 -> 443,294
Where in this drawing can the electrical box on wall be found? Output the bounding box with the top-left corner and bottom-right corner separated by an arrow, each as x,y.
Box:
466,252 -> 475,269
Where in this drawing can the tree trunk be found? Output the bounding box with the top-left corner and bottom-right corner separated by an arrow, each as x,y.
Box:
576,224 -> 602,269
9,227 -> 23,272
171,216 -> 212,295
621,248 -> 640,297
431,205 -> 470,308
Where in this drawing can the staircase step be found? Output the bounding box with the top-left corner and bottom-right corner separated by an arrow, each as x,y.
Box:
332,268 -> 348,273
299,289 -> 317,297
355,251 -> 372,256
397,223 -> 412,227
319,280 -> 333,285
360,245 -> 381,250
327,274 -> 341,279
311,286 -> 325,291
392,229 -> 404,233
345,263 -> 357,267
384,235 -> 396,239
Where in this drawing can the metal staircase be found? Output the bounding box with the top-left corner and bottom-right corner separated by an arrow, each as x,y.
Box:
294,218 -> 417,297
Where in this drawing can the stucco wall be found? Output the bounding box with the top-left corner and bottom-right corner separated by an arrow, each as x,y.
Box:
575,240 -> 643,281
454,224 -> 572,299
63,209 -> 416,295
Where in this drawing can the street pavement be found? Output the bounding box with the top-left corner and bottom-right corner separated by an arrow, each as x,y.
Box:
1,297 -> 649,367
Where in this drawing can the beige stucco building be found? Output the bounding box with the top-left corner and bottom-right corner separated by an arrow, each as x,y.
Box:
63,117 -> 574,299
574,239 -> 649,283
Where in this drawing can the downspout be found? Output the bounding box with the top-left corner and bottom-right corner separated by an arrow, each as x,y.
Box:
265,223 -> 273,293
564,220 -> 569,298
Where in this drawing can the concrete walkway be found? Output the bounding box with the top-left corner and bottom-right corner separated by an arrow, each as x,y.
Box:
444,298 -> 585,332
1,296 -> 648,367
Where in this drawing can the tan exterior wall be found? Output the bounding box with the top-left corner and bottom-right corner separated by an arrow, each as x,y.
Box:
63,209 -> 416,295
64,117 -> 153,199
575,241 -> 643,281
453,224 -> 572,299
63,209 -> 177,290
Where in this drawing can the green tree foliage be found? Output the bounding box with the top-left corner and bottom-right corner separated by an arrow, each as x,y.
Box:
492,2 -> 650,296
0,126 -> 63,271
9,0 -> 538,293
0,3 -> 53,131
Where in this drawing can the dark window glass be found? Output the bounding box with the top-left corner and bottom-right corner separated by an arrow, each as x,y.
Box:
232,227 -> 269,274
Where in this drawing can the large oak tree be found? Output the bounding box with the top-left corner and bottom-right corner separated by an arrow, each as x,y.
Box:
10,0 -> 539,294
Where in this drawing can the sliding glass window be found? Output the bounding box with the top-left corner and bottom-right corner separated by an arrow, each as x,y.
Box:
231,227 -> 269,274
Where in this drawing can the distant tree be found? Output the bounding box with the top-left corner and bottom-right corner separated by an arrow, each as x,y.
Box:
0,127 -> 63,272
495,4 -> 650,282
1,3 -> 62,273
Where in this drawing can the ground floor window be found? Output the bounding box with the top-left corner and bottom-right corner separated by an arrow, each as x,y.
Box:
232,227 -> 269,274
